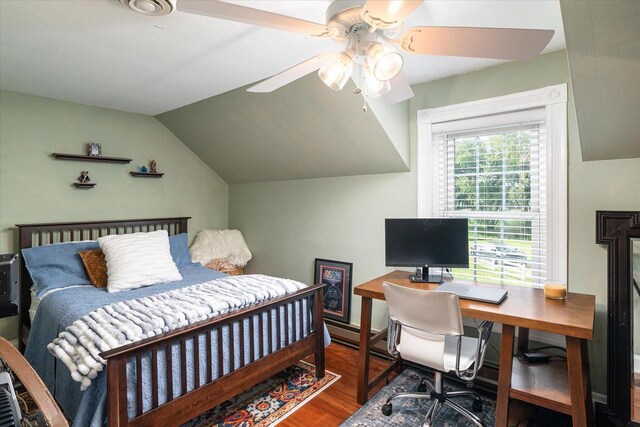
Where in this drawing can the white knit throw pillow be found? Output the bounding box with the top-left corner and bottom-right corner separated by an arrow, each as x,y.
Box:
98,230 -> 182,293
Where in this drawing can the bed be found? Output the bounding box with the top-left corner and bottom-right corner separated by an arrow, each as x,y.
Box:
17,217 -> 327,427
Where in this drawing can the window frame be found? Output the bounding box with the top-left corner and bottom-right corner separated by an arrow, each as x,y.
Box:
417,84 -> 568,286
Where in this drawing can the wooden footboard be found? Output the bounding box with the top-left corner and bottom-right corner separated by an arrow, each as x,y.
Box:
101,283 -> 326,427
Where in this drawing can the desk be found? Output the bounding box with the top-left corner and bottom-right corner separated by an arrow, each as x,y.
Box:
354,270 -> 595,427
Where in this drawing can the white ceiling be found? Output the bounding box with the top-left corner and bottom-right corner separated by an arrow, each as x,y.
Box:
0,0 -> 565,115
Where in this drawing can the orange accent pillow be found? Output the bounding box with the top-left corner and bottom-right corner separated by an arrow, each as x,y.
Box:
79,249 -> 108,288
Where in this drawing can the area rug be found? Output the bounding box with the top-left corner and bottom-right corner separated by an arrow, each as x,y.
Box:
184,361 -> 340,427
341,367 -> 496,427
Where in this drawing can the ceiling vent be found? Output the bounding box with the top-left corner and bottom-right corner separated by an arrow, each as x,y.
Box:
119,0 -> 174,16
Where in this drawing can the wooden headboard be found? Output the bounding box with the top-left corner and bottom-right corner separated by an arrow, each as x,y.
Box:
15,217 -> 190,350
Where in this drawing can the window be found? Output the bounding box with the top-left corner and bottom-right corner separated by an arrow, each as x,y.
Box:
418,85 -> 567,287
435,119 -> 545,286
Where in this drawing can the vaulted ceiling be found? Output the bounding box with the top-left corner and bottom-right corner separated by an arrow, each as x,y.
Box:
156,74 -> 410,184
16,1 -> 637,184
560,0 -> 640,161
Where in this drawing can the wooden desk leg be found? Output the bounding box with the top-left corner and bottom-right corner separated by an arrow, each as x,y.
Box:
357,296 -> 373,405
517,327 -> 529,353
567,336 -> 593,427
496,324 -> 515,427
581,339 -> 594,427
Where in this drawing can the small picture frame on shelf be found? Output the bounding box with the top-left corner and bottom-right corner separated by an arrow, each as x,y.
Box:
87,142 -> 102,157
314,258 -> 352,324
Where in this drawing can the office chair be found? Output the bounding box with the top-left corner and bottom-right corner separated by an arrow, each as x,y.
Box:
381,282 -> 494,427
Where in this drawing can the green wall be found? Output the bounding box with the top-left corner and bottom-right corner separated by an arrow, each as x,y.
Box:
0,90 -> 229,338
229,50 -> 640,395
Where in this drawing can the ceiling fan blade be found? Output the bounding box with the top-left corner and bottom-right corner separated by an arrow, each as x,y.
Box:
247,54 -> 330,93
397,26 -> 554,61
178,0 -> 341,39
379,71 -> 414,104
361,0 -> 423,30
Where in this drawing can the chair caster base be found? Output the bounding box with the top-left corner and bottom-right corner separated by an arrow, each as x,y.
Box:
381,403 -> 393,416
472,398 -> 483,412
417,380 -> 428,393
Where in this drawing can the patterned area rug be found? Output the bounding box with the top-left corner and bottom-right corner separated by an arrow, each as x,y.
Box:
184,361 -> 340,427
341,367 -> 496,427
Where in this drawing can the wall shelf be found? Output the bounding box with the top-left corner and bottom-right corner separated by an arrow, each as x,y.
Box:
53,153 -> 132,164
74,183 -> 97,189
130,172 -> 164,178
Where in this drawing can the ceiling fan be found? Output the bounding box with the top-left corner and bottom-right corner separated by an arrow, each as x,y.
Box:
120,0 -> 554,107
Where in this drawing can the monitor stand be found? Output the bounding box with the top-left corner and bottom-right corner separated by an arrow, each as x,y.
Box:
409,266 -> 444,284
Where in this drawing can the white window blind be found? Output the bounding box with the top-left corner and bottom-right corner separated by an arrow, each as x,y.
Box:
432,109 -> 548,287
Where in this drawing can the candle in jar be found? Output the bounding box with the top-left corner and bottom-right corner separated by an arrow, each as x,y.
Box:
544,281 -> 567,300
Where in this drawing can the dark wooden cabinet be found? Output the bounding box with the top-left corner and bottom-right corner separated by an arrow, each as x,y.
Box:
595,211 -> 640,426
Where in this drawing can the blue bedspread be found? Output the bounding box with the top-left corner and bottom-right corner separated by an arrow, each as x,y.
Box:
26,264 -> 330,426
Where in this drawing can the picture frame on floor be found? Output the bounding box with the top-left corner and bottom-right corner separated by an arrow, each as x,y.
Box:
314,258 -> 352,324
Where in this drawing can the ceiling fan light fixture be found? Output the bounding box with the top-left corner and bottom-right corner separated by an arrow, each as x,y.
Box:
361,0 -> 421,30
366,42 -> 403,81
318,52 -> 354,91
362,61 -> 391,97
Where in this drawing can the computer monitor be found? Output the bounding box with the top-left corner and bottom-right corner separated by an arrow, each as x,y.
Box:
385,218 -> 469,283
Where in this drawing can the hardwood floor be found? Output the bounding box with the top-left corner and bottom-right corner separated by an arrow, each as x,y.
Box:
278,343 -> 395,426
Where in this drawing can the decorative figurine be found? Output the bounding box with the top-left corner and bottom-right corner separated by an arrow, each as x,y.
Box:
149,160 -> 157,173
78,171 -> 91,183
139,166 -> 148,173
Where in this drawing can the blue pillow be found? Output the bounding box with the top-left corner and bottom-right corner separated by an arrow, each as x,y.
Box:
23,234 -> 192,298
22,241 -> 99,298
169,233 -> 194,267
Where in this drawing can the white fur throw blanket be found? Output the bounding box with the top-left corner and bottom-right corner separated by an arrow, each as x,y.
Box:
48,275 -> 305,390
189,229 -> 252,267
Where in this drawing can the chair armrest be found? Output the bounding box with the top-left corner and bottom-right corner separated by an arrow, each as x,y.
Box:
0,337 -> 68,427
387,318 -> 401,357
477,320 -> 493,333
455,321 -> 494,382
